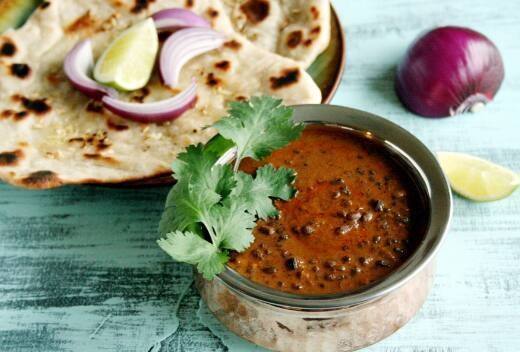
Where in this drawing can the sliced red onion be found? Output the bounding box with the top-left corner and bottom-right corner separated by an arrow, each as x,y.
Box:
101,81 -> 197,123
160,27 -> 225,87
152,8 -> 210,31
396,26 -> 505,118
63,40 -> 117,100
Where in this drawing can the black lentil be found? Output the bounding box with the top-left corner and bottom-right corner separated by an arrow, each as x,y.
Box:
262,267 -> 277,274
286,257 -> 301,271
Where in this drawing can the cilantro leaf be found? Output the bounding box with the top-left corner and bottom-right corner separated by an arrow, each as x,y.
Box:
159,145 -> 236,236
172,144 -> 236,198
231,165 -> 297,218
159,180 -> 215,235
210,202 -> 256,252
157,231 -> 227,280
213,96 -> 304,170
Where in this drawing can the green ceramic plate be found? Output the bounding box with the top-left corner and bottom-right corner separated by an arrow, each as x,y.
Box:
0,0 -> 42,34
0,3 -> 345,186
308,6 -> 346,103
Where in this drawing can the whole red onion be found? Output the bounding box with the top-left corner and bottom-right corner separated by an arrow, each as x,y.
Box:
396,26 -> 505,118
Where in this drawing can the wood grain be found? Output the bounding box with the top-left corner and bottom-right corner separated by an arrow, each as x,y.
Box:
1,0 -> 520,351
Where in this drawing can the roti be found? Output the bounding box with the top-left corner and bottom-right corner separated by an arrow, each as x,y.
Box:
0,0 -> 321,189
221,0 -> 331,67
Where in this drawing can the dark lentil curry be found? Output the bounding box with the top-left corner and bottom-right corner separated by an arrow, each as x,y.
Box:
228,125 -> 428,295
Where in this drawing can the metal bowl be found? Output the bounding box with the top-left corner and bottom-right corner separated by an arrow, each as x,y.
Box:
197,104 -> 452,351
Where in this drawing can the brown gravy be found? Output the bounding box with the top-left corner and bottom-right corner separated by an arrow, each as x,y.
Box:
229,125 -> 428,295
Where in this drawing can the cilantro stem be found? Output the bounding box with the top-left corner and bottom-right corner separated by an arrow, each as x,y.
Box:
233,154 -> 242,173
201,218 -> 219,247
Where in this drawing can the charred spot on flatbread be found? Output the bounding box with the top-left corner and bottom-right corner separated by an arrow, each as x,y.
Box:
47,72 -> 62,85
224,40 -> 242,50
240,0 -> 270,24
0,150 -> 23,167
21,171 -> 62,188
68,137 -> 85,146
131,0 -> 155,14
14,111 -> 28,121
287,30 -> 303,48
83,153 -> 118,165
68,131 -> 112,152
303,39 -> 313,47
66,11 -> 96,33
21,97 -> 51,115
310,6 -> 320,20
1,110 -> 14,119
86,101 -> 104,114
185,0 -> 194,8
0,41 -> 16,57
206,8 -> 219,18
10,63 -> 31,79
40,1 -> 51,9
214,60 -> 231,71
270,68 -> 300,90
311,26 -> 321,35
107,120 -> 129,131
206,73 -> 221,87
96,141 -> 111,151
130,87 -> 150,103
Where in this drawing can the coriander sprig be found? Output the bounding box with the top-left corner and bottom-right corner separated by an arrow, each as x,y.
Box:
214,96 -> 304,171
158,97 -> 303,280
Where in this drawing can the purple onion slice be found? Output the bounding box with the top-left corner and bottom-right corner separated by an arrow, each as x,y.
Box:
63,40 -> 118,100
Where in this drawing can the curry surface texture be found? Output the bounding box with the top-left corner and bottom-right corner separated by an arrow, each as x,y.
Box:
230,125 -> 427,294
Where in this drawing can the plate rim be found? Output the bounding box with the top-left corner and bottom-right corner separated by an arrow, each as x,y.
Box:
322,4 -> 346,104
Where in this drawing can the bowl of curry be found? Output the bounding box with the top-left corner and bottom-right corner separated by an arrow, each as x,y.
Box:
197,105 -> 452,352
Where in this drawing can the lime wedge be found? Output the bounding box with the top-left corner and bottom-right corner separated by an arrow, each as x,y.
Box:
93,18 -> 158,91
437,152 -> 520,202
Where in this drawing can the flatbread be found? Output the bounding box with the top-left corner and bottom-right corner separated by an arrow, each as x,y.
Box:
221,0 -> 331,67
0,0 -> 321,189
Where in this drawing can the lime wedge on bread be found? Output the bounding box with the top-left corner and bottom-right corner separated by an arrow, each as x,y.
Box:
94,18 -> 158,91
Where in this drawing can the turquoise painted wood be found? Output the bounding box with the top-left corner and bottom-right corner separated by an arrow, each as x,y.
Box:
1,0 -> 519,351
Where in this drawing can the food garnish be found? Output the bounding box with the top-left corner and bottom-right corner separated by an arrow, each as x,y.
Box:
160,27 -> 225,88
396,26 -> 504,118
437,152 -> 519,202
63,9 -> 223,123
102,80 -> 197,123
63,40 -> 118,100
213,95 -> 305,172
93,18 -> 159,91
152,8 -> 210,31
158,97 -> 304,279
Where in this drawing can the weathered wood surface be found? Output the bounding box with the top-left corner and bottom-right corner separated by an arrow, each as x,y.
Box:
1,0 -> 519,351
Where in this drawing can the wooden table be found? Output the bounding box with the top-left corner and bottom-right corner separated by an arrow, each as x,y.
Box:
1,0 -> 519,351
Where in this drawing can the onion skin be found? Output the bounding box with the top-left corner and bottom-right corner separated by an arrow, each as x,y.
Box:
152,8 -> 210,31
396,26 -> 505,118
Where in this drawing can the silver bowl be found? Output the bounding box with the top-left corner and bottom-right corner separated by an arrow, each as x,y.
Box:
197,104 -> 452,352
